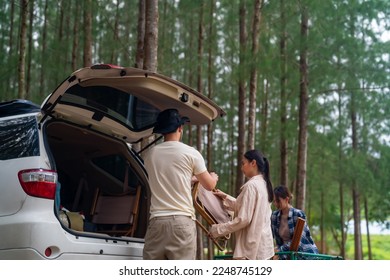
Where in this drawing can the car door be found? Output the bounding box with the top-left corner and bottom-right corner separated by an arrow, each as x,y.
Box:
41,64 -> 225,144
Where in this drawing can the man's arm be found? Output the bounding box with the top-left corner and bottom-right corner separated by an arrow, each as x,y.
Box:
195,171 -> 218,191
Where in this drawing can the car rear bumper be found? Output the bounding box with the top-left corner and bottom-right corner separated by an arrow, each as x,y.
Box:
0,211 -> 144,260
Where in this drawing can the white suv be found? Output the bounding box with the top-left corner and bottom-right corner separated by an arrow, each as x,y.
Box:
0,64 -> 225,260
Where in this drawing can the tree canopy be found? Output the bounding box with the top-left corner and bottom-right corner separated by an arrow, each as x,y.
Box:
0,0 -> 389,259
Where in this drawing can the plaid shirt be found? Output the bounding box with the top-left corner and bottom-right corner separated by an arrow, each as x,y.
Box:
271,207 -> 318,258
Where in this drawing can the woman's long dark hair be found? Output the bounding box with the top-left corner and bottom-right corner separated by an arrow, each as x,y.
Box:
244,149 -> 274,203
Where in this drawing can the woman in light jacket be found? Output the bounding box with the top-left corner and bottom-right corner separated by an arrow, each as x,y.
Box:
209,149 -> 274,260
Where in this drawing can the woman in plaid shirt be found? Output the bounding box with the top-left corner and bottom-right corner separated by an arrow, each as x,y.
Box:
271,185 -> 318,259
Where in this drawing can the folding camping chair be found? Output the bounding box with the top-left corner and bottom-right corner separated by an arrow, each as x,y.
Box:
290,217 -> 305,251
192,182 -> 232,251
90,185 -> 141,237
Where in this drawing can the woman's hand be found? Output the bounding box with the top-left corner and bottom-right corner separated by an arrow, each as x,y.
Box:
208,225 -> 218,238
213,189 -> 227,200
272,247 -> 280,260
191,176 -> 198,184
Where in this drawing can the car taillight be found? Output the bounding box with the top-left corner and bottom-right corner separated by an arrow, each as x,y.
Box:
18,169 -> 57,199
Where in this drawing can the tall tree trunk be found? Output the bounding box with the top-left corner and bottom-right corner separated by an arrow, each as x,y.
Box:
186,15 -> 195,148
58,0 -> 64,41
364,197 -> 372,260
351,88 -> 362,259
110,0 -> 120,64
235,0 -> 247,196
158,0 -> 167,73
25,0 -> 34,100
143,0 -> 159,71
337,82 -> 346,259
295,2 -> 309,210
141,0 -> 159,160
6,0 -> 15,100
345,3 -> 363,260
139,0 -> 159,151
229,96 -> 236,197
196,2 -> 204,153
17,0 -> 28,99
260,79 -> 269,152
320,190 -> 325,253
352,187 -> 362,259
339,181 -> 346,258
279,0 -> 288,187
206,0 -> 216,260
132,0 -> 146,153
71,0 -> 79,71
83,0 -> 93,67
135,0 -> 145,69
122,0 -> 134,67
64,1 -> 71,71
57,0 -> 65,85
206,0 -> 215,171
39,0 -> 48,100
195,0 -> 205,261
247,0 -> 263,150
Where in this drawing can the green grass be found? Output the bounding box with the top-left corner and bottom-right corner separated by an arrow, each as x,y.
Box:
345,234 -> 390,260
212,234 -> 390,260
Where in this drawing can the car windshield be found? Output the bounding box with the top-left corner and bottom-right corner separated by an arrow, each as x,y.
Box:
61,84 -> 159,131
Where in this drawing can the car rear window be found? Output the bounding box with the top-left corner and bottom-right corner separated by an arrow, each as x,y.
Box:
63,84 -> 159,131
0,116 -> 39,160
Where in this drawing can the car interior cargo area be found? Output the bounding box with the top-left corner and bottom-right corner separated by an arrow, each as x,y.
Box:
45,120 -> 148,239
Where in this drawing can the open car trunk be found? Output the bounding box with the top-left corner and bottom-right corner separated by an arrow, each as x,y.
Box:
45,119 -> 148,239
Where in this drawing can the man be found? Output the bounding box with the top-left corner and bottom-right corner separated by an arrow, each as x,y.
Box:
143,108 -> 218,260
